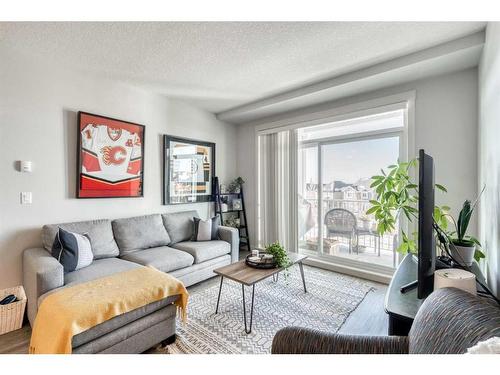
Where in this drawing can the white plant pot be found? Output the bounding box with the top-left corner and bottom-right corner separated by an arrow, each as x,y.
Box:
449,243 -> 475,266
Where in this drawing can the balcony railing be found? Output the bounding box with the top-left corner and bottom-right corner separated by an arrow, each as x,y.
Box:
299,197 -> 398,267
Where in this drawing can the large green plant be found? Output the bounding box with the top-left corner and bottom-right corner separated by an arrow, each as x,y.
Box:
366,159 -> 449,255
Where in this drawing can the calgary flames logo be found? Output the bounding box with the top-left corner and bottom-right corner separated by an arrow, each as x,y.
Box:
101,146 -> 127,165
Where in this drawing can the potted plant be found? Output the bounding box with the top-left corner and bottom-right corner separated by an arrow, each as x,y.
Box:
228,177 -> 245,193
368,159 -> 486,266
446,195 -> 485,266
265,242 -> 290,268
367,159 -> 449,256
224,216 -> 240,228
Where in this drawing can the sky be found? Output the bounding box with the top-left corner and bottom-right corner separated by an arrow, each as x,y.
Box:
302,136 -> 399,185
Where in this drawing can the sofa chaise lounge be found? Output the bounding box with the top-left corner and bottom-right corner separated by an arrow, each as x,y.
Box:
23,210 -> 239,354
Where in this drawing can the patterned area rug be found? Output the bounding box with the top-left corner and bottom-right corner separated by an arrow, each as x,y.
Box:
153,265 -> 374,354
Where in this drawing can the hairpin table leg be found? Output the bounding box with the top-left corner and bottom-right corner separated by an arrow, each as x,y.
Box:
299,261 -> 307,293
215,276 -> 224,314
242,284 -> 255,334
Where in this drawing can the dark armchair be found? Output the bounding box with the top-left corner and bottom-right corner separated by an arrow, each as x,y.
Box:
324,208 -> 358,253
272,288 -> 500,354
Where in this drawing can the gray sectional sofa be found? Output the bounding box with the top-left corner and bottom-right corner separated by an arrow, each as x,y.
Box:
22,210 -> 239,354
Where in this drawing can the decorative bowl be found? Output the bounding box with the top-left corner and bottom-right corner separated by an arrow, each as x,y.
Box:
245,252 -> 277,269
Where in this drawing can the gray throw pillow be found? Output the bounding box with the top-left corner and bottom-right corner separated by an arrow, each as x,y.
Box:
192,217 -> 219,241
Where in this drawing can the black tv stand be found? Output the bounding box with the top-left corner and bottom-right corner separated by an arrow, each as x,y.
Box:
399,257 -> 452,294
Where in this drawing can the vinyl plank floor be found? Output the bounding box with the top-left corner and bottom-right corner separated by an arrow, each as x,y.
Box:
0,325 -> 30,354
338,285 -> 388,336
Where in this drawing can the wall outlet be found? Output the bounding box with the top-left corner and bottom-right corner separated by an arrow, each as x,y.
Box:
20,192 -> 32,205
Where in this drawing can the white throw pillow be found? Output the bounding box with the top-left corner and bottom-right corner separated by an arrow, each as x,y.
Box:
192,217 -> 219,241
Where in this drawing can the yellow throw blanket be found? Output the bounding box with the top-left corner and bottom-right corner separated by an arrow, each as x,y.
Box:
29,266 -> 188,354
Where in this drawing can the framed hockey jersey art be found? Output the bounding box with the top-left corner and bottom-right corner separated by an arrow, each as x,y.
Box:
163,135 -> 215,204
77,112 -> 145,198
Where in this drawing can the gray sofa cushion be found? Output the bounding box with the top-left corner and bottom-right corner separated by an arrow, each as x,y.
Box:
171,240 -> 231,264
162,210 -> 199,244
64,257 -> 141,287
121,246 -> 194,273
42,219 -> 119,259
170,255 -> 230,279
112,214 -> 171,255
72,296 -> 178,349
73,304 -> 176,353
38,258 -> 141,307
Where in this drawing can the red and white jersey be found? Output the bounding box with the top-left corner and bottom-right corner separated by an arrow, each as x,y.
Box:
81,124 -> 142,183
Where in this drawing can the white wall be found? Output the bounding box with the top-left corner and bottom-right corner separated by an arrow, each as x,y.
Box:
238,68 -> 479,252
0,47 -> 237,288
479,22 -> 500,297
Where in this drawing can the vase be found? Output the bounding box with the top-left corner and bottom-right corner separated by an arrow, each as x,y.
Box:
449,243 -> 475,266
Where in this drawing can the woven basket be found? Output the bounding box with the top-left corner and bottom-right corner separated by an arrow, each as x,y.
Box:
0,286 -> 27,335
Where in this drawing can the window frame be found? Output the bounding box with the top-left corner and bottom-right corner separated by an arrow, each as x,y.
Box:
299,130 -> 404,272
255,91 -> 415,281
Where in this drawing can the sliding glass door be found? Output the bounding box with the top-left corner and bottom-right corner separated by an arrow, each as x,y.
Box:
297,110 -> 405,271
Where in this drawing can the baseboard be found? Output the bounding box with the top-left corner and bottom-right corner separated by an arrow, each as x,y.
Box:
303,257 -> 392,284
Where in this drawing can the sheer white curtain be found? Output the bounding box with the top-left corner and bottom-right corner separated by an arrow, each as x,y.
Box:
257,130 -> 297,252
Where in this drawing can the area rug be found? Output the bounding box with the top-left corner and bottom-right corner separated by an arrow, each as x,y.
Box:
153,265 -> 374,354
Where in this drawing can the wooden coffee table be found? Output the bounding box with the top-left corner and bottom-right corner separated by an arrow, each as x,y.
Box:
213,253 -> 308,334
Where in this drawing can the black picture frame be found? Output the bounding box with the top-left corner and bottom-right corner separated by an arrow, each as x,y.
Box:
163,135 -> 216,205
77,111 -> 146,199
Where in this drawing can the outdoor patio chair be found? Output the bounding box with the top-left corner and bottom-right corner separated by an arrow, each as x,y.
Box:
324,208 -> 358,254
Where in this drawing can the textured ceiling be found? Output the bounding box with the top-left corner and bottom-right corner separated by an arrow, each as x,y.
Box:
0,22 -> 486,112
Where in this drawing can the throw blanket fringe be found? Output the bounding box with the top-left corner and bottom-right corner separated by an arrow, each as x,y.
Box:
29,266 -> 189,354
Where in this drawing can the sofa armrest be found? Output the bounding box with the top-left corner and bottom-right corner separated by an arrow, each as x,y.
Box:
23,247 -> 64,326
272,327 -> 408,354
217,226 -> 240,263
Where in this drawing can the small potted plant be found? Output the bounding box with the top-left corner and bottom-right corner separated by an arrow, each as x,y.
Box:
447,197 -> 485,266
224,216 -> 240,228
265,242 -> 290,269
228,177 -> 245,193
219,196 -> 229,212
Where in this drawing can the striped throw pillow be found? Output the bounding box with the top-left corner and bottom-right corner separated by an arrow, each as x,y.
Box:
52,227 -> 94,273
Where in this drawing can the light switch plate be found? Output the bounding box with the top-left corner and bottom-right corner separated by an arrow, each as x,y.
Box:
21,192 -> 32,205
20,161 -> 33,173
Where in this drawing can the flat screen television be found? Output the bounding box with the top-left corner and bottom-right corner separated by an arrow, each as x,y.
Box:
417,149 -> 436,299
400,149 -> 436,298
